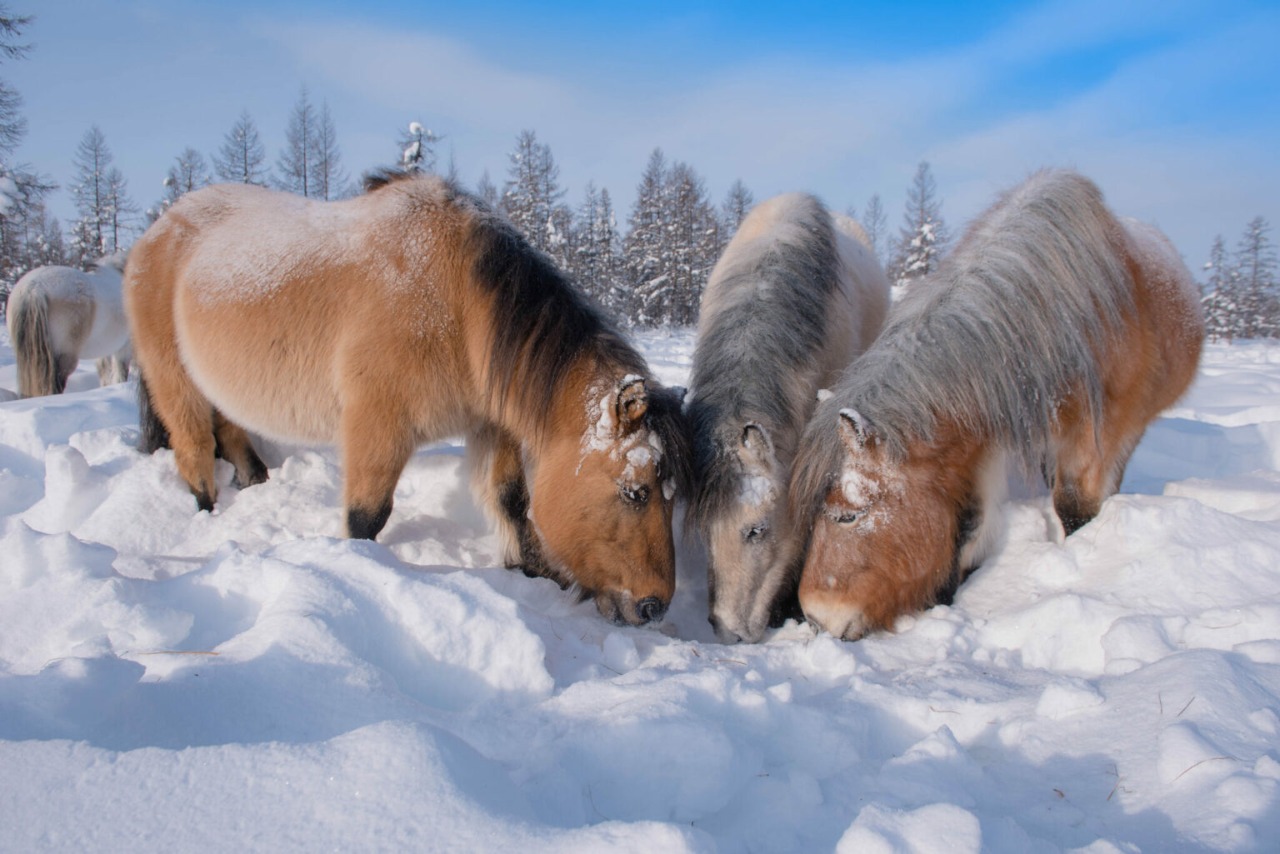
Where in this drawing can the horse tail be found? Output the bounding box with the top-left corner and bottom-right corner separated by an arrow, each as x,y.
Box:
136,369 -> 171,453
8,287 -> 61,397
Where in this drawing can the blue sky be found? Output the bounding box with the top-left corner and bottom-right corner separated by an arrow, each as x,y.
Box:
7,0 -> 1279,266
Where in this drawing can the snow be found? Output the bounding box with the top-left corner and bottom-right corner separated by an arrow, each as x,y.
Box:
2,330 -> 1279,852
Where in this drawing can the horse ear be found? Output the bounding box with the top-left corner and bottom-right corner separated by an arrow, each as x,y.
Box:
838,408 -> 875,452
617,377 -> 648,429
741,422 -> 774,466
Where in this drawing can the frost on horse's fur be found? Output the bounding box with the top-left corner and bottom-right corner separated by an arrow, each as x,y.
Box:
686,192 -> 890,643
793,169 -> 1206,641
126,171 -> 690,628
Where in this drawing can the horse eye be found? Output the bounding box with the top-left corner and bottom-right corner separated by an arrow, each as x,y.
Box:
620,483 -> 650,505
833,509 -> 861,525
744,524 -> 767,543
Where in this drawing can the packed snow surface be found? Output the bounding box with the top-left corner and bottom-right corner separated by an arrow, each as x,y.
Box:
1,329 -> 1279,852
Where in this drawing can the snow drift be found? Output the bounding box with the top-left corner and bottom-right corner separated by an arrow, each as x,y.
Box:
0,330 -> 1278,852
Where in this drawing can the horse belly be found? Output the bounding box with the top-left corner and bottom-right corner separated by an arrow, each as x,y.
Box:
176,299 -> 343,445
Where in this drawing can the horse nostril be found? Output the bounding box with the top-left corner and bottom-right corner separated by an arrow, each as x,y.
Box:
636,596 -> 667,625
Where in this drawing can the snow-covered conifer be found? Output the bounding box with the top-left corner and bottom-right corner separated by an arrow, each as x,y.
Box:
889,161 -> 950,290
398,121 -> 442,173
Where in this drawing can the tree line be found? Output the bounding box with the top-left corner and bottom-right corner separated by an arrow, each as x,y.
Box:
0,7 -> 1275,339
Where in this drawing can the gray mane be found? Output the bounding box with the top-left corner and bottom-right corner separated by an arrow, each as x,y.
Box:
795,169 -> 1133,508
687,192 -> 843,528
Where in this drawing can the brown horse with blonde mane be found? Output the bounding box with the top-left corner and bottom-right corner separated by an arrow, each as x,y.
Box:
791,169 -> 1205,640
125,171 -> 689,626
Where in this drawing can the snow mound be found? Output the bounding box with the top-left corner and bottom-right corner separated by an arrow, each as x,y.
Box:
1,332 -> 1279,851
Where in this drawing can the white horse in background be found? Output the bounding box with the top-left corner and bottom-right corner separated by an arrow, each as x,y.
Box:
5,254 -> 131,397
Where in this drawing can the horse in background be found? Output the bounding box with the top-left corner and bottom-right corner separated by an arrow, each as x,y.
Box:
6,254 -> 131,397
687,193 -> 890,643
125,171 -> 690,627
791,169 -> 1205,641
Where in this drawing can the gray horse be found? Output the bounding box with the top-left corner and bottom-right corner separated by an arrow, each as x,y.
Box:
687,192 -> 890,643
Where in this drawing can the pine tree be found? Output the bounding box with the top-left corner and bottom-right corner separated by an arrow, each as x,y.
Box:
889,161 -> 950,289
1201,234 -> 1236,342
572,181 -> 625,311
665,160 -> 718,327
501,130 -> 569,266
856,193 -> 888,266
69,125 -> 134,266
399,121 -> 442,173
1232,216 -> 1279,339
213,110 -> 269,185
623,148 -> 670,326
276,87 -> 317,197
309,101 -> 348,200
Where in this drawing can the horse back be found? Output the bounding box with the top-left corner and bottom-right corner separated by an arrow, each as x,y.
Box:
126,181 -> 480,445
1112,218 -> 1205,416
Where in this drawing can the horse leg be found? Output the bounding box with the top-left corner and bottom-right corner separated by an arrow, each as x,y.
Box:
340,404 -> 415,540
1052,419 -> 1135,537
143,362 -> 220,512
466,424 -> 552,578
212,410 -> 269,489
53,351 -> 78,394
137,371 -> 172,453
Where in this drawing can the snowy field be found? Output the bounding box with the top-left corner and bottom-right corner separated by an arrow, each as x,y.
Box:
1,328 -> 1278,852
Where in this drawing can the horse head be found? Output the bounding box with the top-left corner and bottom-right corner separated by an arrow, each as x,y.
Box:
703,422 -> 802,643
529,375 -> 688,627
795,408 -> 962,640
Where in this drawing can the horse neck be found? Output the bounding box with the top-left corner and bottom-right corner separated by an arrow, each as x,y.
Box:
901,417 -> 988,506
489,352 -> 612,459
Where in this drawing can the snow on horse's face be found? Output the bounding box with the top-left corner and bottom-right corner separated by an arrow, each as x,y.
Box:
532,377 -> 680,625
797,412 -> 975,641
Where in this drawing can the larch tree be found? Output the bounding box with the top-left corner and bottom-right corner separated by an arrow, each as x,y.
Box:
308,100 -> 348,201
68,125 -> 134,266
0,5 -> 57,296
856,193 -> 888,267
476,170 -> 498,208
150,147 -> 210,222
213,110 -> 269,186
720,179 -> 754,238
889,161 -> 950,289
275,87 -> 318,197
